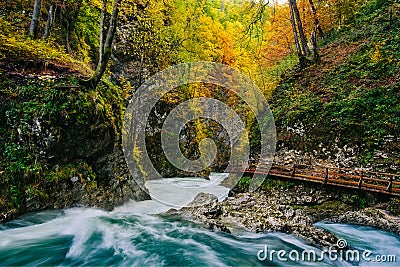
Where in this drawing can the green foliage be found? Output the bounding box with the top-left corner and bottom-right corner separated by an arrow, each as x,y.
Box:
1,0 -> 399,214
237,176 -> 252,190
0,73 -> 125,210
46,161 -> 96,183
386,197 -> 400,216
70,1 -> 102,64
0,0 -> 102,67
350,195 -> 368,209
0,17 -> 61,60
272,0 -> 400,167
261,178 -> 295,191
236,176 -> 296,191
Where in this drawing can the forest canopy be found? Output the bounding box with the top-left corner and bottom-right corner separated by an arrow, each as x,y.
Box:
0,0 -> 370,92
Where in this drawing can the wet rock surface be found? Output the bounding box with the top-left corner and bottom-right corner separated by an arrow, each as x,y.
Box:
176,183 -> 400,248
179,192 -> 339,248
0,111 -> 151,223
328,207 -> 400,234
16,147 -> 151,216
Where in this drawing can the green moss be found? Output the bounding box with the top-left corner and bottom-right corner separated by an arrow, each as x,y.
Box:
296,200 -> 353,215
46,161 -> 96,183
386,198 -> 400,216
261,178 -> 295,191
236,176 -> 295,191
237,176 -> 252,191
0,73 -> 126,210
0,18 -> 89,74
271,0 -> 400,167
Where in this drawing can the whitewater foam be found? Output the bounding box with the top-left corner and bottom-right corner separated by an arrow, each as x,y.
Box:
113,173 -> 230,214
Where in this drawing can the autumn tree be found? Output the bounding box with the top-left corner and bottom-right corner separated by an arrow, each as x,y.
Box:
83,0 -> 122,89
308,0 -> 323,39
289,0 -> 310,68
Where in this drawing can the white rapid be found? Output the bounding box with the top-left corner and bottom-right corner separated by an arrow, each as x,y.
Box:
0,173 -> 398,266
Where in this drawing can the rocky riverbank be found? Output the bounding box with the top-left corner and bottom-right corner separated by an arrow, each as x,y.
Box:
173,180 -> 400,248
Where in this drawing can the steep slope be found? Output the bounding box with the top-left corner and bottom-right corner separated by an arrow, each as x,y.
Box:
271,0 -> 400,171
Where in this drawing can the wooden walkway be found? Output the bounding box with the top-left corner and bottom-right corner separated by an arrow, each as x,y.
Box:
229,162 -> 400,197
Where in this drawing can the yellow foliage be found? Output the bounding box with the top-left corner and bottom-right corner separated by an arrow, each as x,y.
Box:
370,42 -> 384,64
0,17 -> 89,74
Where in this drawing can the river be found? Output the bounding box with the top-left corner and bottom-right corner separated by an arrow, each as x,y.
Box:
0,174 -> 399,266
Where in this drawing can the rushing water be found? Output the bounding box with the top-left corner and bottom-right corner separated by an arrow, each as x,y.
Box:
0,175 -> 399,266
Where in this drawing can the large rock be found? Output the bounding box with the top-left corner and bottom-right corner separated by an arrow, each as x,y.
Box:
173,182 -> 400,248
177,191 -> 339,248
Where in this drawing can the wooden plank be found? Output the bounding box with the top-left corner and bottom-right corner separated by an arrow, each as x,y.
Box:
365,170 -> 400,177
326,178 -> 360,187
361,176 -> 396,183
295,174 -> 325,181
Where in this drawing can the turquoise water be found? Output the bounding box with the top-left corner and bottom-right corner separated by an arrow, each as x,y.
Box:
0,204 -> 399,266
0,176 -> 399,266
315,222 -> 400,267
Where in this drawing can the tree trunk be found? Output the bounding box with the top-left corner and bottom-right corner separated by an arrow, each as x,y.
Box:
291,0 -> 310,56
308,0 -> 324,39
65,19 -> 72,53
98,0 -> 107,69
289,1 -> 302,57
311,28 -> 320,63
82,0 -> 121,89
43,2 -> 55,39
29,0 -> 43,39
289,0 -> 308,69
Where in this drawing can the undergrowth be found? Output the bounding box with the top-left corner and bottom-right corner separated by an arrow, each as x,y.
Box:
0,17 -> 90,75
271,0 -> 400,170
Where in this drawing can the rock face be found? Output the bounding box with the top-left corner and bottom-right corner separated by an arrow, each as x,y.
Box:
144,99 -> 230,179
18,93 -> 151,214
24,147 -> 150,213
0,74 -> 151,223
180,193 -> 230,233
176,182 -> 400,248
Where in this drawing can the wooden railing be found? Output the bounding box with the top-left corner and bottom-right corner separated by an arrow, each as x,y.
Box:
228,161 -> 400,197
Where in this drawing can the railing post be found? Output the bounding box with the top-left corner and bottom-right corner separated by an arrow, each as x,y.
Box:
324,167 -> 329,184
358,171 -> 363,189
292,164 -> 296,177
387,176 -> 393,192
